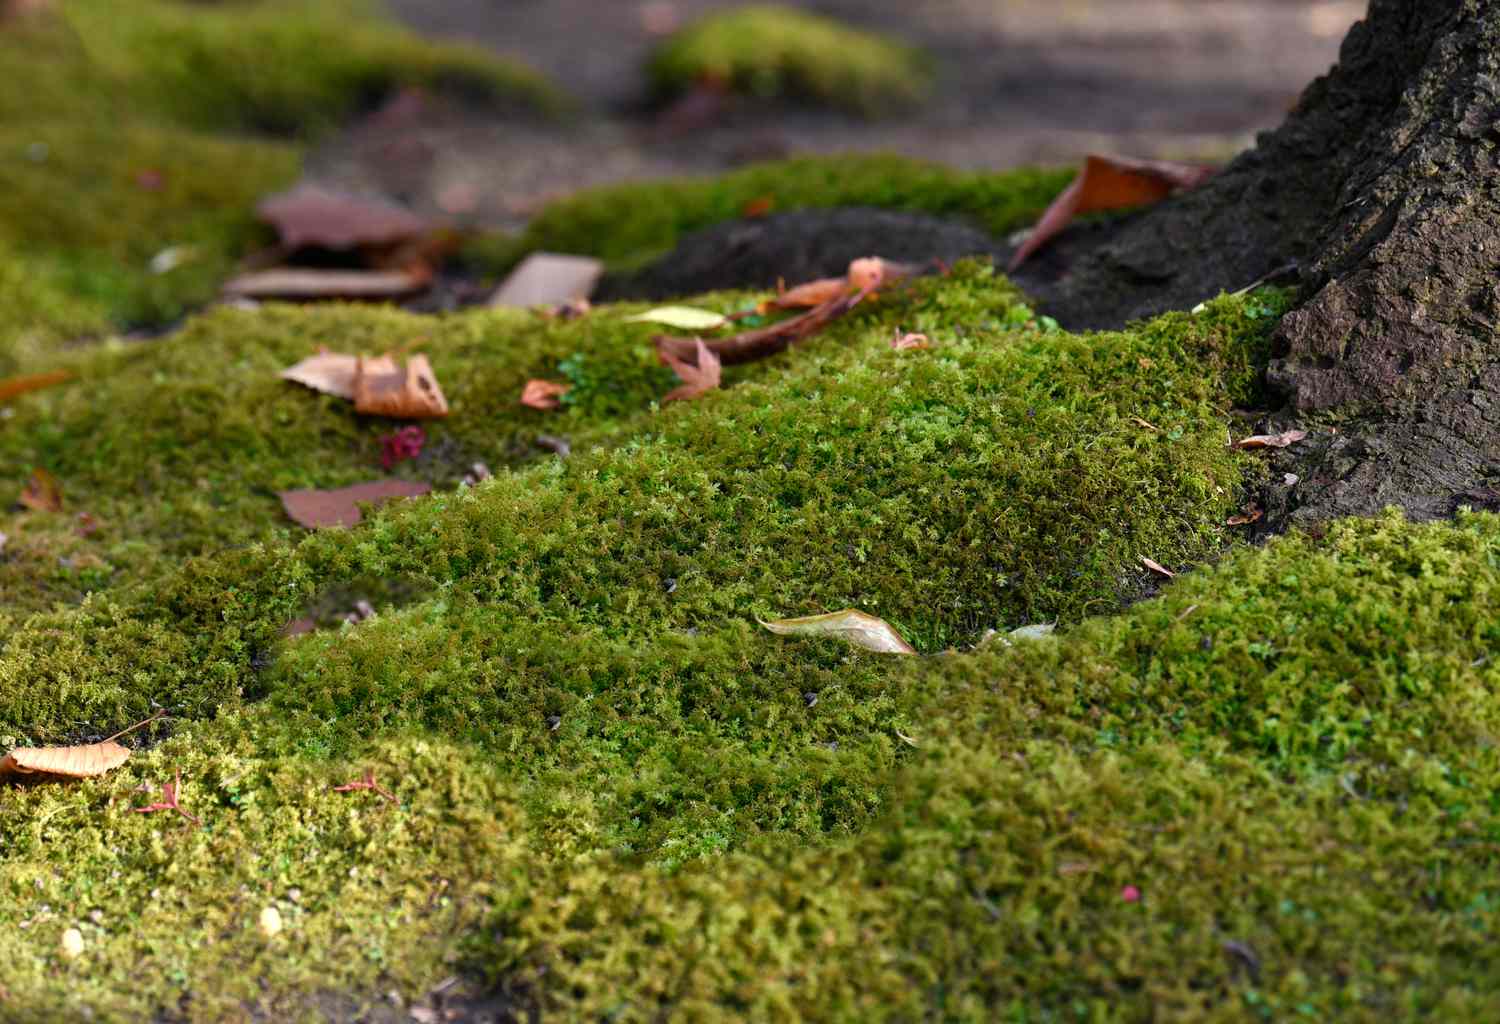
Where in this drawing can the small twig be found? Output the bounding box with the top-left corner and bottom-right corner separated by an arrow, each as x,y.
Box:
333,767 -> 397,804
102,708 -> 167,744
132,768 -> 200,825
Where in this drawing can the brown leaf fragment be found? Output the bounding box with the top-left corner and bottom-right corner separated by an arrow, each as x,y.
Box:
658,288 -> 869,368
1226,506 -> 1264,527
759,609 -> 917,655
847,256 -> 917,293
278,479 -> 430,529
257,185 -> 429,251
280,350 -> 359,400
18,467 -> 62,512
222,267 -> 429,301
1139,556 -> 1176,579
489,253 -> 603,308
766,275 -> 849,312
353,354 -> 449,419
1009,154 -> 1217,270
0,741 -> 129,780
520,379 -> 570,410
0,370 -> 72,404
1232,429 -> 1308,450
660,338 -> 722,403
891,330 -> 931,351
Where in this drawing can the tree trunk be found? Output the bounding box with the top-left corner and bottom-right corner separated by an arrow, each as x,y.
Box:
1019,0 -> 1500,526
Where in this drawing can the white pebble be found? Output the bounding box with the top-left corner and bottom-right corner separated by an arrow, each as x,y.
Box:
60,928 -> 84,959
258,906 -> 283,938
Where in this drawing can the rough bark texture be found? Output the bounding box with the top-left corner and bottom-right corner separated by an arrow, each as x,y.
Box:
1020,0 -> 1500,525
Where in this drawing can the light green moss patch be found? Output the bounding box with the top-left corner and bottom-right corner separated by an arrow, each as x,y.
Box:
648,4 -> 932,115
511,154 -> 1074,273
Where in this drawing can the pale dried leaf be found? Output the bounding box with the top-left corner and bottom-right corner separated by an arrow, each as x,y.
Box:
0,740 -> 129,780
490,253 -> 603,308
847,256 -> 916,292
257,185 -> 428,251
280,351 -> 359,400
660,338 -> 722,403
520,379 -> 570,410
768,275 -> 848,311
623,306 -> 729,331
222,268 -> 428,301
1140,556 -> 1176,578
353,354 -> 449,419
278,479 -> 430,529
1232,429 -> 1308,450
759,609 -> 917,655
890,331 -> 930,351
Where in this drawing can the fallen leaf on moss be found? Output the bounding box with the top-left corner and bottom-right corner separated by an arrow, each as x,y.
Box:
520,379 -> 570,410
759,609 -> 917,654
257,184 -> 429,251
847,256 -> 916,292
0,370 -> 72,404
18,467 -> 62,512
741,194 -> 775,218
278,479 -> 431,529
624,306 -> 729,331
1140,556 -> 1176,578
222,267 -> 430,300
0,740 -> 129,780
281,350 -> 359,399
660,339 -> 722,403
767,275 -> 849,312
891,330 -> 930,351
1232,428 -> 1308,450
1009,154 -> 1217,270
133,768 -> 199,825
658,287 -> 870,367
1226,506 -> 1264,526
490,253 -> 603,308
353,354 -> 449,419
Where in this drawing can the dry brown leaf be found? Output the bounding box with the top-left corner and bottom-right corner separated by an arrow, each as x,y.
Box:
278,479 -> 431,529
0,370 -> 72,404
520,379 -> 570,410
658,287 -> 870,367
1226,506 -> 1265,527
18,467 -> 62,512
766,275 -> 849,312
0,741 -> 129,780
759,609 -> 917,655
1009,154 -> 1217,270
660,339 -> 722,403
1140,556 -> 1176,579
257,185 -> 429,251
353,354 -> 449,419
1232,429 -> 1308,450
847,256 -> 916,292
891,331 -> 931,351
222,267 -> 429,301
489,253 -> 603,308
280,351 -> 359,400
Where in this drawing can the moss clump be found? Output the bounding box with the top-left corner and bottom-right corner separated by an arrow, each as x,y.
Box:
0,1 -> 562,374
648,4 -> 932,115
512,154 -> 1074,273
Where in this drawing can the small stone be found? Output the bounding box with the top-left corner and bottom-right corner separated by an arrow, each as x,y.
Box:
1284,472 -> 1300,486
258,906 -> 283,938
286,887 -> 302,904
59,927 -> 84,959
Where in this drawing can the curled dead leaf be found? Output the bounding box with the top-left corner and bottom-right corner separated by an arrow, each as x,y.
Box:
281,350 -> 359,400
891,330 -> 930,351
660,338 -> 722,403
222,267 -> 429,301
490,253 -> 603,308
1226,506 -> 1265,527
766,275 -> 849,312
278,479 -> 431,529
1009,154 -> 1217,270
0,370 -> 72,404
18,467 -> 62,512
1232,429 -> 1308,450
353,354 -> 449,419
520,379 -> 570,410
658,287 -> 869,367
624,306 -> 729,331
759,609 -> 917,655
0,741 -> 129,780
1139,556 -> 1176,579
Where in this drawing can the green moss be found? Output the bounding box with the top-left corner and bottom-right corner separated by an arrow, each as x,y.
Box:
648,5 -> 932,115
512,154 -> 1074,273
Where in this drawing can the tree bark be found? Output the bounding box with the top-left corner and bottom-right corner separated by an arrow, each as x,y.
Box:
1019,0 -> 1500,525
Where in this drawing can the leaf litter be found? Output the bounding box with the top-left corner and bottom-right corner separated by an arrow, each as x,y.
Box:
278,479 -> 431,529
660,338 -> 722,403
759,609 -> 917,655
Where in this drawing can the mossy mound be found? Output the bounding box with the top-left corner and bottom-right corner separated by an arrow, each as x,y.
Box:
0,0 -> 561,375
647,4 -> 933,115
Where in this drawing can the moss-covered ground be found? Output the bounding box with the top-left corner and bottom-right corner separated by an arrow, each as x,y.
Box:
3,9 -> 1499,1016
0,0 -> 560,376
647,4 -> 933,115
